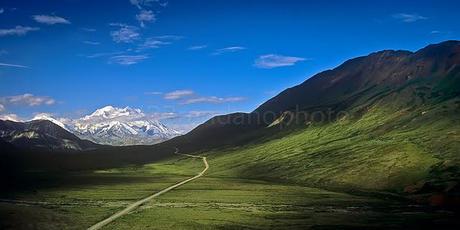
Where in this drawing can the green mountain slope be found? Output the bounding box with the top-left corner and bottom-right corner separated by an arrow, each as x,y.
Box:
168,40 -> 460,205
167,41 -> 460,153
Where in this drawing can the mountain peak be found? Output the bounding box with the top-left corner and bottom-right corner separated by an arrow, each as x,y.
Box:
32,113 -> 69,130
73,106 -> 180,145
84,105 -> 144,121
0,119 -> 100,151
253,40 -> 460,122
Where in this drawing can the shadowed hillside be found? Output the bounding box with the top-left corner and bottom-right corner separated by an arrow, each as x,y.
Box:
163,41 -> 460,206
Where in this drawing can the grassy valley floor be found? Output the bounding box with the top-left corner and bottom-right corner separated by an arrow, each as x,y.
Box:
1,153 -> 459,229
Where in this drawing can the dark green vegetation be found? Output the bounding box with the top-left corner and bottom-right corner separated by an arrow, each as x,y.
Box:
169,40 -> 460,204
1,41 -> 460,229
1,156 -> 458,229
0,156 -> 203,229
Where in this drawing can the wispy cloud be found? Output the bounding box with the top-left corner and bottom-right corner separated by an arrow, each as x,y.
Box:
139,38 -> 170,50
392,13 -> 427,23
164,90 -> 195,100
136,10 -> 156,27
0,8 -> 4,14
430,30 -> 452,35
130,0 -> 157,9
154,35 -> 183,40
144,91 -> 163,95
188,45 -> 207,50
82,28 -> 96,32
0,93 -> 55,106
184,110 -> 221,118
182,96 -> 245,105
159,1 -> 168,7
110,23 -> 140,43
85,51 -> 124,58
33,15 -> 71,25
0,104 -> 4,112
254,54 -> 307,69
163,90 -> 245,105
83,41 -> 100,45
212,46 -> 246,55
109,54 -> 148,65
0,26 -> 39,37
148,111 -> 178,120
0,62 -> 29,68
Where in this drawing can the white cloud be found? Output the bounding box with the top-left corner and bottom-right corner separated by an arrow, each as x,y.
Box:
182,96 -> 245,105
159,1 -> 168,7
130,0 -> 157,9
144,91 -> 163,95
85,51 -> 124,58
0,104 -> 4,112
32,15 -> 71,25
164,90 -> 195,100
0,62 -> 29,68
430,30 -> 452,35
212,46 -> 246,55
188,45 -> 207,50
163,90 -> 245,105
128,0 -> 168,8
0,94 -> 56,106
83,41 -> 100,45
137,35 -> 182,51
148,112 -> 177,120
254,54 -> 306,69
0,8 -> 4,14
130,0 -> 142,9
82,28 -> 96,32
0,113 -> 22,122
0,26 -> 39,37
392,13 -> 427,23
154,35 -> 183,40
139,38 -> 170,49
109,55 -> 148,65
110,24 -> 140,43
136,10 -> 156,27
185,110 -> 221,118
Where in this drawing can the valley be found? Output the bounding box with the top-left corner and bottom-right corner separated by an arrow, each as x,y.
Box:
2,153 -> 457,229
1,40 -> 460,229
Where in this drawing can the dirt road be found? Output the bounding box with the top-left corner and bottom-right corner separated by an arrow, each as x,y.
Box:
87,148 -> 208,230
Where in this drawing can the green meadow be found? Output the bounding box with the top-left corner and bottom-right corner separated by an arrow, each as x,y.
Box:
1,96 -> 459,229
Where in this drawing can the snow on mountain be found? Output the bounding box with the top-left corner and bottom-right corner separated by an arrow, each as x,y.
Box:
32,113 -> 70,131
72,106 -> 181,146
17,106 -> 181,146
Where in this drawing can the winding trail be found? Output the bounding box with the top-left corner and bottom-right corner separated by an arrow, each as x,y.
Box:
87,148 -> 208,230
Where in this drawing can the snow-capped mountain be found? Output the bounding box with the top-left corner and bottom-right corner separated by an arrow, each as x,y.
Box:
0,119 -> 100,151
71,106 -> 181,146
1,106 -> 181,146
32,113 -> 71,131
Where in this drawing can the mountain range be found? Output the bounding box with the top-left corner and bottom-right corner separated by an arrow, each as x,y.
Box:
0,106 -> 181,149
71,106 -> 181,146
0,119 -> 100,151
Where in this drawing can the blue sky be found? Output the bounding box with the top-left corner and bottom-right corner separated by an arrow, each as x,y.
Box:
0,0 -> 459,131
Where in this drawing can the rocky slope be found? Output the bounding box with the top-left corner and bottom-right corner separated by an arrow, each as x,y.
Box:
0,119 -> 100,151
